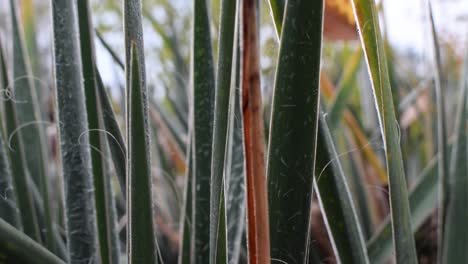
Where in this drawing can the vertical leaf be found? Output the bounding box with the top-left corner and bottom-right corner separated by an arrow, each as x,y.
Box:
209,0 -> 237,262
224,17 -> 246,264
350,0 -> 418,262
0,41 -> 20,228
314,118 -> 370,264
427,5 -> 449,259
266,0 -> 324,263
123,0 -> 156,261
441,44 -> 468,263
10,0 -> 54,249
127,42 -> 158,264
77,1 -> 120,263
51,0 -> 97,261
1,41 -> 41,242
178,140 -> 193,264
192,0 -> 216,262
96,71 -> 127,198
314,122 -> 366,263
241,0 -> 270,263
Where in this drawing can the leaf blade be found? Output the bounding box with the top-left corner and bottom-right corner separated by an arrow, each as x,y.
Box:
350,0 -> 418,262
266,0 -> 324,262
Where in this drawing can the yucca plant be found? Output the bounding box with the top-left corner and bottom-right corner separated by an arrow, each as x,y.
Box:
0,0 -> 466,263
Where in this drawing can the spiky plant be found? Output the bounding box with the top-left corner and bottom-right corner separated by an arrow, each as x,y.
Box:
0,0 -> 466,263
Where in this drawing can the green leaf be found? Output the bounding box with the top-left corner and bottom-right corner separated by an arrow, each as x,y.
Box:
192,0 -> 216,262
266,0 -> 324,262
428,5 -> 449,257
368,157 -> 439,263
0,37 -> 41,243
126,41 -> 157,264
77,1 -> 120,263
314,118 -> 369,264
150,103 -> 186,155
267,0 -> 284,37
0,218 -> 64,264
9,0 -> 53,248
351,0 -> 418,262
209,0 -> 237,263
51,0 -> 97,261
96,70 -> 127,199
178,140 -> 193,264
178,139 -> 194,264
143,9 -> 188,103
0,41 -> 20,228
0,119 -> 19,227
328,48 -> 363,129
441,45 -> 468,263
95,30 -> 125,70
224,20 -> 246,264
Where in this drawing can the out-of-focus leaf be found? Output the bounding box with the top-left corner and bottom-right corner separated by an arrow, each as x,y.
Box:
321,72 -> 388,185
441,43 -> 468,263
328,47 -> 362,128
428,5 -> 449,257
314,117 -> 369,264
95,30 -> 125,70
0,218 -> 64,264
368,157 -> 439,263
1,41 -> 41,244
0,41 -> 20,228
10,0 -> 53,248
351,0 -> 418,261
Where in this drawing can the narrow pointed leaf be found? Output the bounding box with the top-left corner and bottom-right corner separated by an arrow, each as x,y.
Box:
0,43 -> 20,228
122,2 -> 158,261
351,0 -> 418,262
95,30 -> 125,70
428,6 -> 449,258
224,17 -> 246,264
314,118 -> 370,264
51,0 -> 97,261
209,0 -> 237,262
266,0 -> 324,262
10,0 -> 53,248
96,71 -> 127,198
191,0 -> 216,262
1,37 -> 40,242
178,141 -> 193,264
77,1 -> 120,263
127,42 -> 157,264
0,122 -> 19,227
